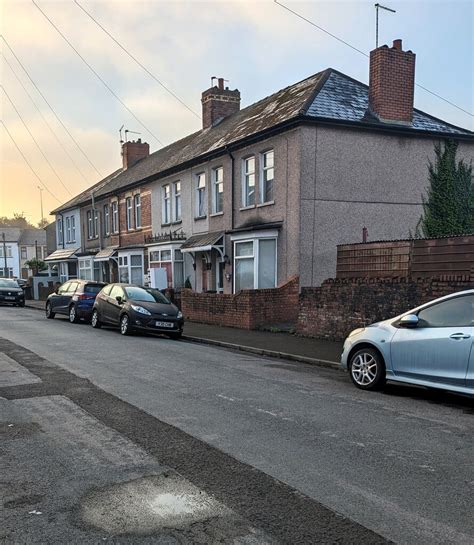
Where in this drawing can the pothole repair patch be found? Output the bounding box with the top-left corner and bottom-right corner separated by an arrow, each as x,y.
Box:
79,472 -> 273,543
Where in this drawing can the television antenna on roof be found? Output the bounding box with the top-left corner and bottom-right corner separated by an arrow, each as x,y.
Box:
375,3 -> 396,48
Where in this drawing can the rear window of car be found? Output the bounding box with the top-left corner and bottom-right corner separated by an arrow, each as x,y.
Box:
124,287 -> 170,304
84,284 -> 105,295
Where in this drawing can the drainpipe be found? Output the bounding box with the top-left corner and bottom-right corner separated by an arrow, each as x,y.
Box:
58,212 -> 65,249
224,145 -> 235,294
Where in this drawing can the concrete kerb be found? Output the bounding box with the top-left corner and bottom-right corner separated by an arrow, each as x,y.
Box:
25,302 -> 341,371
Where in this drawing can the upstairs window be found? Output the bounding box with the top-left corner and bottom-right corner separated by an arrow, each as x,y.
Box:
173,182 -> 181,222
126,197 -> 133,230
260,150 -> 274,203
242,157 -> 255,207
57,218 -> 63,245
87,210 -> 94,239
66,216 -> 71,243
93,209 -> 99,238
20,246 -> 27,259
196,173 -> 206,218
162,185 -> 171,224
134,194 -> 141,228
70,216 -> 76,242
103,204 -> 110,237
212,167 -> 224,214
111,201 -> 118,233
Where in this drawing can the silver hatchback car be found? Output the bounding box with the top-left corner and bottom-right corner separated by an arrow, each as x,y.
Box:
341,290 -> 474,394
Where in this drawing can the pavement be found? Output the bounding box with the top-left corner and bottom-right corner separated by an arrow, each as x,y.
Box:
25,299 -> 343,367
2,306 -> 473,545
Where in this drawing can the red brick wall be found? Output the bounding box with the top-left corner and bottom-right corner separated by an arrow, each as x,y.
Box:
297,275 -> 474,341
122,140 -> 149,169
369,40 -> 415,124
117,187 -> 152,248
181,276 -> 299,329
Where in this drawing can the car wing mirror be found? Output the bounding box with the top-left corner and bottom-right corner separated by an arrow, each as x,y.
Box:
115,295 -> 123,304
400,314 -> 419,327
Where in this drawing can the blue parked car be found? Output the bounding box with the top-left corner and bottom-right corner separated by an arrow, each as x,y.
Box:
45,280 -> 106,323
341,290 -> 474,395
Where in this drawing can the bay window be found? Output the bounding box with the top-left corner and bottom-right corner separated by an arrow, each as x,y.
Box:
233,235 -> 277,292
78,258 -> 93,280
212,167 -> 223,214
149,246 -> 184,289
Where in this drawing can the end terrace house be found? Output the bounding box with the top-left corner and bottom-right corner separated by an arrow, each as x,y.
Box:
48,39 -> 473,292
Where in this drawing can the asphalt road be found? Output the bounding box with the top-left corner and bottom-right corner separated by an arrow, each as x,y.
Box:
1,307 -> 473,544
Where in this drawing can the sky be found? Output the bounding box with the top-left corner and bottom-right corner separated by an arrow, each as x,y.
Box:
1,0 -> 473,224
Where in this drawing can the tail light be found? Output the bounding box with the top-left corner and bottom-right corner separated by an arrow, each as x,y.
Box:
77,293 -> 95,301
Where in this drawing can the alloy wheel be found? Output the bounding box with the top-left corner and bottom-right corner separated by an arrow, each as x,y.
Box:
120,315 -> 129,335
69,306 -> 76,323
351,352 -> 378,386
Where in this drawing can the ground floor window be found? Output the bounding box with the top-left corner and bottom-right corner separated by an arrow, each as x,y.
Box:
149,246 -> 184,289
118,253 -> 144,285
0,267 -> 13,278
78,258 -> 93,280
59,261 -> 77,284
233,237 -> 277,292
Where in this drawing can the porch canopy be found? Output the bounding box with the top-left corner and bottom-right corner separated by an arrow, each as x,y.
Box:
94,246 -> 118,261
180,231 -> 224,259
44,247 -> 79,262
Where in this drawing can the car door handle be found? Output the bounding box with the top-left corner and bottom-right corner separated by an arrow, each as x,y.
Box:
449,333 -> 471,340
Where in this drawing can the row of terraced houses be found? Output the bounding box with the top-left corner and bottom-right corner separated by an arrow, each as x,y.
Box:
46,40 -> 473,295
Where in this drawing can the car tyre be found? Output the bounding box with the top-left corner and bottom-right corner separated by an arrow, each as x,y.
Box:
69,304 -> 80,324
349,347 -> 386,391
18,301 -> 25,308
120,314 -> 133,336
91,309 -> 102,329
168,332 -> 182,340
45,302 -> 55,319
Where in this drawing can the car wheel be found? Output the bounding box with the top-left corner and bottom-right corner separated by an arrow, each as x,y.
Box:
120,314 -> 132,336
18,301 -> 25,308
69,305 -> 79,324
45,302 -> 55,319
349,348 -> 386,391
91,309 -> 102,329
168,332 -> 182,340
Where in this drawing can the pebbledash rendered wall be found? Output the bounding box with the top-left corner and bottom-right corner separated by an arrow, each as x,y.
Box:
297,274 -> 474,341
181,276 -> 299,329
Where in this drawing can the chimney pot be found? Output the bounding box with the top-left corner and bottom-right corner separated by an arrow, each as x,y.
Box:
218,77 -> 224,90
392,39 -> 402,50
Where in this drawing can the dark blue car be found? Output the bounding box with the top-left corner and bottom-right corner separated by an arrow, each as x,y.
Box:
45,280 -> 106,323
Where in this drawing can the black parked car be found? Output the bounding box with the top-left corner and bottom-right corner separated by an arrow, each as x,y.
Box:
0,278 -> 25,307
91,283 -> 184,338
46,280 -> 106,323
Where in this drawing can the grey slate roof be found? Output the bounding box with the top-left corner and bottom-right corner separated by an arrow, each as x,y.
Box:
44,247 -> 80,261
181,231 -> 224,250
52,68 -> 472,214
19,228 -> 46,246
0,228 -> 22,242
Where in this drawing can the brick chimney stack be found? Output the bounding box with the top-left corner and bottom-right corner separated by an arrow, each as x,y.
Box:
201,77 -> 240,129
121,139 -> 149,170
368,39 -> 416,125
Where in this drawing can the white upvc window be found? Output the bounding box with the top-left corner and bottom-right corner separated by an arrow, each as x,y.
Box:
21,246 -> 27,259
94,209 -> 99,238
87,211 -> 94,239
149,246 -> 184,288
126,197 -> 133,230
118,252 -> 143,284
0,245 -> 12,258
196,173 -> 206,218
66,216 -> 71,243
212,166 -> 224,214
260,149 -> 274,203
78,258 -> 93,280
134,194 -> 141,228
242,156 -> 255,207
70,216 -> 76,242
233,234 -> 277,292
57,218 -> 63,245
111,201 -> 118,233
103,204 -> 110,236
162,185 -> 171,224
173,181 -> 181,222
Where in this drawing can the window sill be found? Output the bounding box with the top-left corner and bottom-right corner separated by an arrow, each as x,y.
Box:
239,205 -> 256,211
194,215 -> 207,221
210,212 -> 224,217
257,201 -> 275,208
171,220 -> 182,225
161,223 -> 171,227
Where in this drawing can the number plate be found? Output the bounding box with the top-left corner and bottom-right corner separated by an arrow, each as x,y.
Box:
5,296 -> 16,300
155,321 -> 174,328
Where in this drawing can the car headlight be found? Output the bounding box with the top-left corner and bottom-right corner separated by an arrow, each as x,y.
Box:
348,327 -> 365,338
177,311 -> 183,319
130,305 -> 151,315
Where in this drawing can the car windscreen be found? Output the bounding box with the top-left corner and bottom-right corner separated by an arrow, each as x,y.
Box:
124,287 -> 170,304
84,284 -> 105,295
0,279 -> 19,288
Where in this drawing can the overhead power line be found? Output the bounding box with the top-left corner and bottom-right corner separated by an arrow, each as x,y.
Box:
2,52 -> 89,184
32,0 -> 164,145
73,0 -> 200,119
1,120 -> 62,204
0,35 -> 104,178
274,0 -> 473,117
2,85 -> 73,196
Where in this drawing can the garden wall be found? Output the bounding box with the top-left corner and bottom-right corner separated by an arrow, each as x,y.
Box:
181,276 -> 299,330
297,274 -> 474,341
